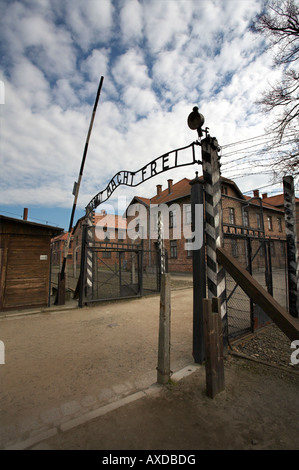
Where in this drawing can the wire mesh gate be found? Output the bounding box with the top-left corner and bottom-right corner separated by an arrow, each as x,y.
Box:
223,234 -> 288,339
79,235 -> 161,304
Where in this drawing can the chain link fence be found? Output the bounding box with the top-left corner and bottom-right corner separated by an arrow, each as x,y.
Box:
223,234 -> 289,340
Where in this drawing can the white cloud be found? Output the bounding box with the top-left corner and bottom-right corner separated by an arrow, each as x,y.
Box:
120,0 -> 144,44
1,0 -> 291,221
112,49 -> 152,89
81,48 -> 110,82
1,2 -> 76,78
143,0 -> 193,54
64,0 -> 114,50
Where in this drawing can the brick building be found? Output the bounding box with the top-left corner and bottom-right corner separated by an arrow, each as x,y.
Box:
125,176 -> 294,273
72,209 -> 127,269
64,176 -> 297,276
51,230 -> 74,268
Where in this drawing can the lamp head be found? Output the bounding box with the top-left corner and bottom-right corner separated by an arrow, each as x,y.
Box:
187,107 -> 205,137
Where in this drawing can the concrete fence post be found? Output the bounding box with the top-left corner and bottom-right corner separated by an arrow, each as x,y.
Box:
283,176 -> 299,318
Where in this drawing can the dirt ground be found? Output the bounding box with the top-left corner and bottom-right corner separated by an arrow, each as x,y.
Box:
0,285 -> 299,451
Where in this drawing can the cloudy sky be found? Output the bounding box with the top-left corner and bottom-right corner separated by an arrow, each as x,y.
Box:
0,0 -> 296,230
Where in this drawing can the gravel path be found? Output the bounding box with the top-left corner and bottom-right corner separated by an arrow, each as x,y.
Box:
232,322 -> 299,371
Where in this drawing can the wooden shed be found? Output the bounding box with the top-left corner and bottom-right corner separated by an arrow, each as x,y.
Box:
0,215 -> 63,312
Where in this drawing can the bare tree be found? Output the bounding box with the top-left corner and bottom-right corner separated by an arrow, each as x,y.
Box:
251,0 -> 299,176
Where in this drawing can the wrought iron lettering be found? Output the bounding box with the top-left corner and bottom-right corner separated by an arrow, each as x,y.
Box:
86,141 -> 201,213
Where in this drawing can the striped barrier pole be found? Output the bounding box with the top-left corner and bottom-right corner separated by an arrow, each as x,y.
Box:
85,208 -> 95,302
283,176 -> 299,318
201,136 -> 227,328
158,210 -> 165,275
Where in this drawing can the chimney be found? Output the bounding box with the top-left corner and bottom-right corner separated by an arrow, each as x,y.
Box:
253,190 -> 259,198
168,179 -> 173,194
156,184 -> 162,197
100,209 -> 107,216
262,193 -> 268,199
23,208 -> 28,221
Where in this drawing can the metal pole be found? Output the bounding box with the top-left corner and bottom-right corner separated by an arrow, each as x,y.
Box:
190,173 -> 206,364
56,77 -> 104,304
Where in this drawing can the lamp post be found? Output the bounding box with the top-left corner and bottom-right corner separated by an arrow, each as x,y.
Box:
187,107 -> 206,363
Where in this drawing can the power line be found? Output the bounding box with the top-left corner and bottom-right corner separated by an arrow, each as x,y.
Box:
220,130 -> 297,150
221,134 -> 297,159
243,182 -> 283,194
226,170 -> 275,179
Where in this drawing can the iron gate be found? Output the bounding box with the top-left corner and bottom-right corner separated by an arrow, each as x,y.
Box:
223,234 -> 288,339
79,234 -> 161,305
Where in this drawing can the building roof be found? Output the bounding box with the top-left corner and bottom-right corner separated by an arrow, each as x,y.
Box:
244,196 -> 285,213
151,178 -> 191,205
127,176 -> 293,217
261,194 -> 299,207
52,230 -> 73,242
137,175 -> 245,206
0,215 -> 63,236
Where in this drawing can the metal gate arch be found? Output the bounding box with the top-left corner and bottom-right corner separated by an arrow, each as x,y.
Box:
79,140 -> 202,306
77,114 -> 226,367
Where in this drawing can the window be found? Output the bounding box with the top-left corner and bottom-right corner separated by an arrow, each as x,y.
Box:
222,186 -> 228,195
118,230 -> 125,241
170,240 -> 177,259
229,207 -> 235,225
231,239 -> 238,257
277,217 -> 282,232
267,215 -> 273,231
256,213 -> 262,230
185,205 -> 191,225
169,210 -> 176,228
243,210 -> 249,227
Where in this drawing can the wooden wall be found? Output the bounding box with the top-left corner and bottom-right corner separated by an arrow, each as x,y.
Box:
0,217 -> 62,312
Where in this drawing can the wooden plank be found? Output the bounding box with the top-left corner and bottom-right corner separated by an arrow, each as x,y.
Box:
216,247 -> 299,341
5,278 -> 47,289
203,299 -> 217,398
203,298 -> 225,398
157,273 -> 171,384
212,298 -> 225,393
4,288 -> 47,307
6,265 -> 48,279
